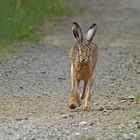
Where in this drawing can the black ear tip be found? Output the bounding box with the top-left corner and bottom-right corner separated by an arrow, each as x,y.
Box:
73,21 -> 77,24
89,23 -> 97,29
72,21 -> 79,27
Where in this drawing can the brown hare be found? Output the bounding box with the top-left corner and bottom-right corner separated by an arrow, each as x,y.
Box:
69,22 -> 98,111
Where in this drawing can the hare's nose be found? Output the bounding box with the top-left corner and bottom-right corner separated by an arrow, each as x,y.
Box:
80,58 -> 88,63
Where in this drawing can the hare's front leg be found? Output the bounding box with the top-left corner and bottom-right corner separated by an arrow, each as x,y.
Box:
84,72 -> 95,111
69,64 -> 81,109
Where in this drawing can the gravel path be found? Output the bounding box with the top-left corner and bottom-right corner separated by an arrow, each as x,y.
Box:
0,0 -> 140,140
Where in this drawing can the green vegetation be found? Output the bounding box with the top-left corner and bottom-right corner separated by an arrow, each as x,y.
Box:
86,137 -> 96,140
134,95 -> 140,104
0,0 -> 71,58
82,136 -> 96,140
0,45 -> 21,58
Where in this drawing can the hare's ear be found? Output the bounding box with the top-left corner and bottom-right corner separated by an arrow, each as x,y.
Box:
86,23 -> 97,42
72,22 -> 83,43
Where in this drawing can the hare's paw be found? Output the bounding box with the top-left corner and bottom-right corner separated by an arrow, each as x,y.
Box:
84,105 -> 91,112
68,96 -> 77,109
69,104 -> 77,109
68,94 -> 81,109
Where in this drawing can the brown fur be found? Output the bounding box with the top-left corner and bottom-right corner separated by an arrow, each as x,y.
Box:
68,22 -> 98,111
74,44 -> 97,80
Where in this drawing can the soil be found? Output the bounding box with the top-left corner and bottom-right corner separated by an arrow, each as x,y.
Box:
0,0 -> 140,139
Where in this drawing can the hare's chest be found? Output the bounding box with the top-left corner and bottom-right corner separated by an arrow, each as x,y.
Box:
74,64 -> 92,81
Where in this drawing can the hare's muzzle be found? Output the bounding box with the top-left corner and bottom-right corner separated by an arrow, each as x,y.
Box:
80,57 -> 88,64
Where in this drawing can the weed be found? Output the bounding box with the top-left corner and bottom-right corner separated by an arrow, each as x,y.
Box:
82,136 -> 96,140
134,95 -> 140,104
0,0 -> 72,58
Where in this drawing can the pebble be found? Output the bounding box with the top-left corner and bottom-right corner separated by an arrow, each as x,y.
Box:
61,114 -> 69,119
74,132 -> 81,136
79,121 -> 88,125
123,133 -> 131,139
98,107 -> 104,111
137,125 -> 140,129
89,122 -> 95,126
119,96 -> 135,101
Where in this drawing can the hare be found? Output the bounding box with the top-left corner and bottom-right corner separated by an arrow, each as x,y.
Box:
68,22 -> 98,111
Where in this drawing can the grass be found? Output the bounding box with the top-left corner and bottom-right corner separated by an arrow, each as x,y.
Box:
0,45 -> 21,59
82,136 -> 96,140
134,95 -> 140,104
0,0 -> 72,58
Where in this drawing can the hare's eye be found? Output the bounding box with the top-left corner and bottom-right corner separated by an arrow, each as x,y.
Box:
80,44 -> 84,48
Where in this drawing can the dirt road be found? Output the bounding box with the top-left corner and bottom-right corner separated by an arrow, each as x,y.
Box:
0,0 -> 140,139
